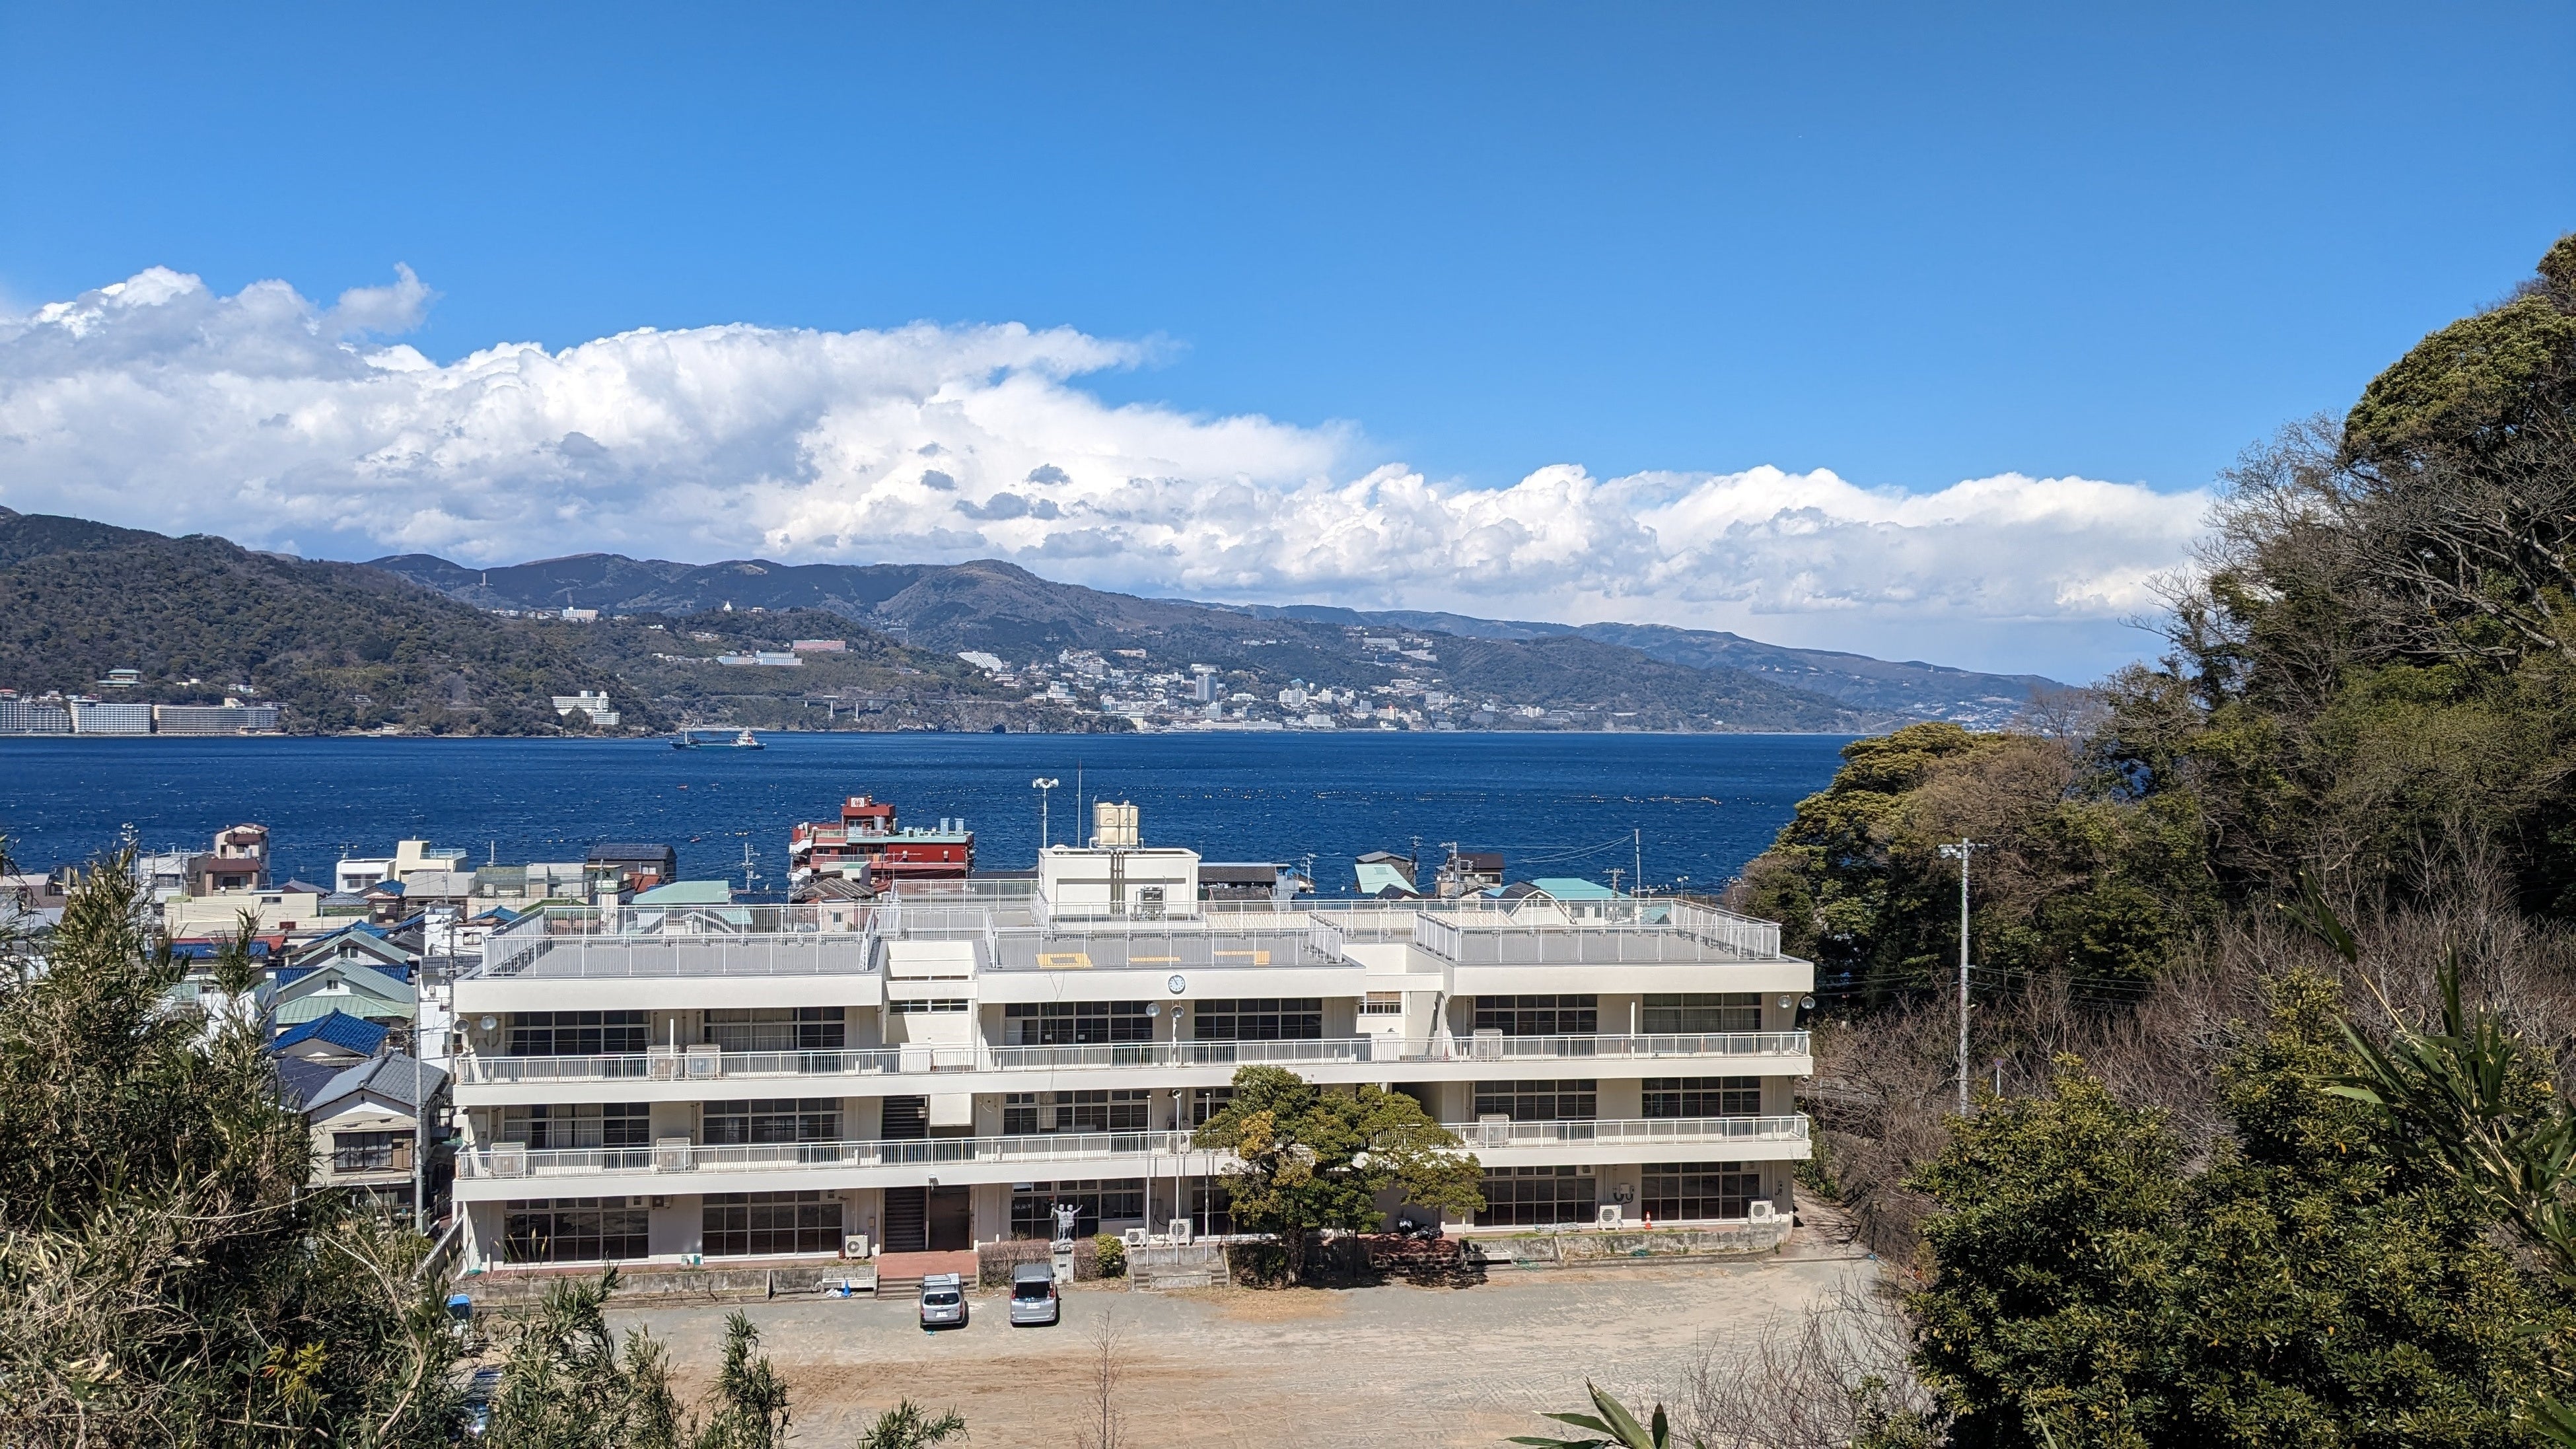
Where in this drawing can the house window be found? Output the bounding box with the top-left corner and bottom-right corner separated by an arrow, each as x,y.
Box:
1003,1001 -> 1154,1045
703,1099 -> 840,1145
507,1010 -> 648,1056
1361,992 -> 1404,1016
1641,1162 -> 1762,1222
501,1197 -> 650,1263
1473,995 -> 1597,1036
500,1103 -> 651,1150
1473,1080 -> 1598,1121
1194,999 -> 1322,1041
1642,1077 -> 1762,1117
1476,1166 -> 1594,1226
703,1007 -> 843,1052
703,1191 -> 843,1257
331,1130 -> 410,1173
1009,1179 -> 1147,1240
1641,993 -> 1762,1034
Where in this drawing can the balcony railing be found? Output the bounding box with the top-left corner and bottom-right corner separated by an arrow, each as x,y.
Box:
452,1115 -> 1810,1182
452,1031 -> 1812,1085
1447,1115 -> 1810,1149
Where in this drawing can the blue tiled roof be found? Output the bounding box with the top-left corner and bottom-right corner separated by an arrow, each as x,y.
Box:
269,1009 -> 390,1057
166,939 -> 273,960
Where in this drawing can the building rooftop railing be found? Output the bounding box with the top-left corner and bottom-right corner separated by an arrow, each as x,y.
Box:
451,1030 -> 1814,1085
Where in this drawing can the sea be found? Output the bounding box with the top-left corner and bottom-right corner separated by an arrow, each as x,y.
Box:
0,731 -> 1853,895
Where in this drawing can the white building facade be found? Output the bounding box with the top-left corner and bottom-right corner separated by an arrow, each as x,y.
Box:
446,842 -> 1813,1271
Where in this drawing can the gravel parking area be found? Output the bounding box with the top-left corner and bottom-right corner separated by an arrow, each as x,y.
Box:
614,1250 -> 1873,1448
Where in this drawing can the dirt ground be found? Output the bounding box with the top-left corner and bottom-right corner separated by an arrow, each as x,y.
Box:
616,1244 -> 1876,1449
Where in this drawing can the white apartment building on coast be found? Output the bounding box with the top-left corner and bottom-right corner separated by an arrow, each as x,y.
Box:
446,806 -> 1814,1273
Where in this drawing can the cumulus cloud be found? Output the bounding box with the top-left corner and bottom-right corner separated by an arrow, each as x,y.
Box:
0,267 -> 2206,677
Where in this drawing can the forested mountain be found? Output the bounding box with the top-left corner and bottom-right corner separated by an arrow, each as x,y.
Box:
0,512 -> 1085,735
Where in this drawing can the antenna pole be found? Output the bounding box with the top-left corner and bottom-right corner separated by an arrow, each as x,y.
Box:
1937,839 -> 1983,1116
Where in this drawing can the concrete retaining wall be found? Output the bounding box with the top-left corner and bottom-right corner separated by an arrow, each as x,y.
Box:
464,1261 -> 873,1308
1462,1222 -> 1791,1267
1127,1243 -> 1230,1290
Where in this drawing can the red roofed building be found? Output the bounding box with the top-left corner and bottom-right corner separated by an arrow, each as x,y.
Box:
789,795 -> 973,886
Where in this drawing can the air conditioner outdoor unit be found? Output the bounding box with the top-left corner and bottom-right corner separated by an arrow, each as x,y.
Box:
488,1142 -> 527,1178
1167,1219 -> 1193,1246
1478,1113 -> 1512,1148
1121,1228 -> 1151,1249
647,1046 -> 682,1081
1597,1204 -> 1624,1228
652,1137 -> 695,1173
684,1044 -> 722,1079
1747,1200 -> 1779,1223
843,1233 -> 873,1260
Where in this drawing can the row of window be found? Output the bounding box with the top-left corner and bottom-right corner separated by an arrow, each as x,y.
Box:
1001,1090 -> 1155,1135
504,1193 -> 847,1262
500,993 -> 1767,1058
1474,1162 -> 1767,1226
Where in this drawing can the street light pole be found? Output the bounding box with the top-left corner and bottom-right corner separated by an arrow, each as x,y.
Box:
1937,839 -> 1983,1117
1031,777 -> 1058,854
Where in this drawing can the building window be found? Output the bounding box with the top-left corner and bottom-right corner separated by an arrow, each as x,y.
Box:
1473,1080 -> 1598,1121
500,1102 -> 651,1150
702,1099 -> 840,1145
1360,992 -> 1404,1016
331,1130 -> 410,1173
703,1007 -> 844,1052
1003,1092 -> 1040,1135
1191,1182 -> 1234,1234
1009,1179 -> 1147,1240
502,1198 -> 650,1263
890,999 -> 969,1014
703,1191 -> 843,1257
507,1010 -> 648,1056
1642,1162 -> 1762,1222
1026,1089 -> 1153,1132
1476,1166 -> 1594,1226
1003,1001 -> 1154,1045
1194,998 -> 1323,1041
1473,995 -> 1597,1036
1189,1087 -> 1235,1126
1642,1077 -> 1762,1117
1642,993 -> 1762,1034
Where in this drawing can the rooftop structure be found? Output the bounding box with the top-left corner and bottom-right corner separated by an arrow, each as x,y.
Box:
789,795 -> 974,886
447,805 -> 1812,1274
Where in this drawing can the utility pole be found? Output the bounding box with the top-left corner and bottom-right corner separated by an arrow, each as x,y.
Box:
1937,839 -> 1983,1116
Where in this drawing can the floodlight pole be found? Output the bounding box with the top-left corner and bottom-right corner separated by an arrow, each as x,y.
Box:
1031,777 -> 1058,853
1937,839 -> 1984,1117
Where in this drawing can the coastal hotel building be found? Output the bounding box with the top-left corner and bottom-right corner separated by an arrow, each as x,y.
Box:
447,808 -> 1813,1271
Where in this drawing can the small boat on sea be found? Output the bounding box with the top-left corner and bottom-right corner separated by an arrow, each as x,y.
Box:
670,731 -> 700,749
731,728 -> 764,750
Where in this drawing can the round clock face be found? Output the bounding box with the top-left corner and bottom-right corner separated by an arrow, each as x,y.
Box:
1166,974 -> 1188,995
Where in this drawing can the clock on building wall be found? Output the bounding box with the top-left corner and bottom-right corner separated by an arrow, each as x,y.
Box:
1166,974 -> 1187,995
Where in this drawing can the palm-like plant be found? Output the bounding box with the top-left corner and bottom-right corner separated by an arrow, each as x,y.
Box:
1511,1382 -> 1683,1449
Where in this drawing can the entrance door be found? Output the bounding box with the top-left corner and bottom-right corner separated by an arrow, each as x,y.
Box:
927,1185 -> 972,1252
882,1187 -> 927,1252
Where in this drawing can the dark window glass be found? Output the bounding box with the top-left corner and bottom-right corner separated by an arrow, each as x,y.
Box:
502,1197 -> 650,1263
331,1130 -> 408,1172
1472,1080 -> 1598,1121
1035,1089 -> 1153,1132
507,1010 -> 648,1056
1642,1162 -> 1763,1221
1642,1077 -> 1762,1117
1189,1087 -> 1234,1126
703,1191 -> 843,1256
507,1102 -> 651,1150
1641,993 -> 1761,1034
1194,998 -> 1323,1041
1472,995 -> 1598,1036
1003,1001 -> 1155,1045
1476,1166 -> 1595,1226
703,1007 -> 845,1052
703,1098 -> 839,1145
1009,1179 -> 1148,1240
1003,1092 -> 1040,1135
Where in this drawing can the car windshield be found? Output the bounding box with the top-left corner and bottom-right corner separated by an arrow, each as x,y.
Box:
1013,1281 -> 1052,1299
923,1291 -> 959,1306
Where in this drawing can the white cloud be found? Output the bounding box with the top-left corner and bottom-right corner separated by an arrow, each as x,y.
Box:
0,267 -> 2205,679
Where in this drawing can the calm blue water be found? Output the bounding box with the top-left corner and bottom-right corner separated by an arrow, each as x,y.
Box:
0,732 -> 1850,894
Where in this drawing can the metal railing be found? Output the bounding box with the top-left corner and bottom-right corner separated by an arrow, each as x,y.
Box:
452,1031 -> 1810,1085
1447,1115 -> 1809,1149
457,1129 -> 1198,1180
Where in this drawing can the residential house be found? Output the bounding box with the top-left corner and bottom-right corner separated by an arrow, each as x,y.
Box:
296,1053 -> 450,1214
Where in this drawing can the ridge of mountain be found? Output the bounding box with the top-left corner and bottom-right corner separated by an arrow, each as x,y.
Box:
363,548 -> 2044,729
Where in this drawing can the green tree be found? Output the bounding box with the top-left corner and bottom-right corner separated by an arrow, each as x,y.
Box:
483,1275 -> 796,1449
0,848 -> 460,1445
853,1401 -> 968,1448
1191,1065 -> 1484,1284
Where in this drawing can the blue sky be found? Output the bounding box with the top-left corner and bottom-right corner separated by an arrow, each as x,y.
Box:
1,3 -> 2570,679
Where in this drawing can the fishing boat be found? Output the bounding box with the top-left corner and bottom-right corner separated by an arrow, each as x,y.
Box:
669,730 -> 699,749
731,728 -> 764,750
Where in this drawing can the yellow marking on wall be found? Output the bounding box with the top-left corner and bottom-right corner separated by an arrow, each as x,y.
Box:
1036,952 -> 1095,970
1129,955 -> 1182,965
1212,949 -> 1273,965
